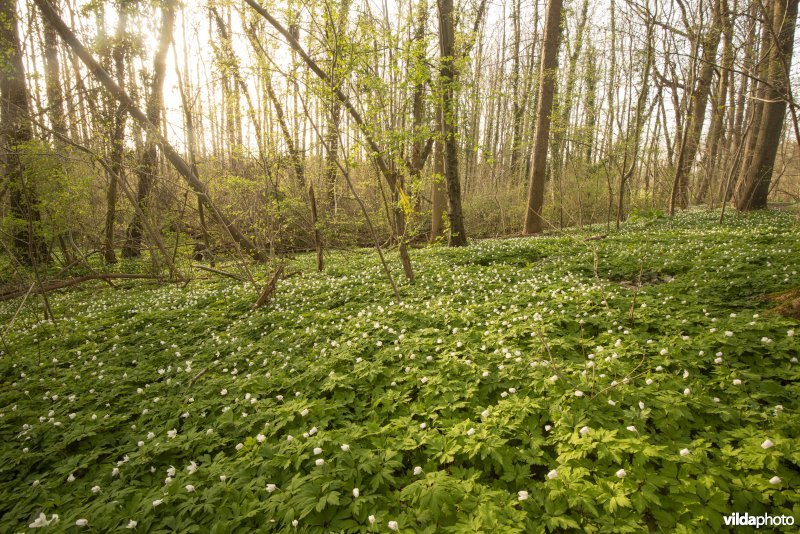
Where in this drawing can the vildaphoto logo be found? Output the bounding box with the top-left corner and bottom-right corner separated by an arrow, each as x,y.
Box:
723,513 -> 795,529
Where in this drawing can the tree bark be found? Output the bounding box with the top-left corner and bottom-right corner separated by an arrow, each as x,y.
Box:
735,0 -> 798,210
103,7 -> 128,264
697,0 -> 733,204
508,0 -> 525,184
430,106 -> 447,242
409,0 -> 429,206
523,0 -> 563,234
436,0 -> 468,246
42,0 -> 66,139
734,3 -> 771,203
670,0 -> 722,213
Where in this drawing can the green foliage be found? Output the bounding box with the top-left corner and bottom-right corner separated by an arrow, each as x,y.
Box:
627,207 -> 665,222
0,141 -> 95,252
1,210 -> 798,532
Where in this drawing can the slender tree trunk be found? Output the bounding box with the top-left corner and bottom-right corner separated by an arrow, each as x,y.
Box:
409,0 -> 430,209
122,0 -> 176,258
309,183 -> 323,271
698,0 -> 733,204
40,0 -> 76,263
670,0 -> 722,212
42,0 -> 66,139
436,0 -> 468,246
523,0 -> 563,234
103,8 -> 128,264
431,106 -> 446,241
583,43 -> 598,164
508,0 -> 526,184
325,98 -> 342,213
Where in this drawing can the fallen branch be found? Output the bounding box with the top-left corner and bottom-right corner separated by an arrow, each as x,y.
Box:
2,281 -> 37,343
628,255 -> 647,325
252,263 -> 285,311
187,367 -> 209,389
0,274 -> 160,302
583,234 -> 608,242
283,270 -> 302,281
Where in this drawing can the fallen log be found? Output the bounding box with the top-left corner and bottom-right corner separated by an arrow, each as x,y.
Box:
0,274 -> 159,302
583,234 -> 608,242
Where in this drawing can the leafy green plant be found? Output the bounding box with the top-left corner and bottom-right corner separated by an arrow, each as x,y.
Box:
1,210 -> 798,532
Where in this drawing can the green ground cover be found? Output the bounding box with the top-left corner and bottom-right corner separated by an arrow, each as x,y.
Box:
1,210 -> 798,532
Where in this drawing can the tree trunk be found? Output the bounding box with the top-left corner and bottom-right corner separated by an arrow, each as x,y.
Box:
734,4 -> 771,204
735,0 -> 798,210
409,0 -> 431,210
523,0 -> 563,234
583,43 -> 598,163
1,0 -> 49,264
41,0 -> 76,263
670,0 -> 722,213
437,0 -> 468,246
122,0 -> 177,258
697,0 -> 733,204
103,8 -> 128,264
309,184 -> 323,271
42,0 -> 66,139
431,106 -> 446,241
508,0 -> 525,184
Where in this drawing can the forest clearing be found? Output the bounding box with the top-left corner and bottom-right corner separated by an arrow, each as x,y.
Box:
2,0 -> 800,531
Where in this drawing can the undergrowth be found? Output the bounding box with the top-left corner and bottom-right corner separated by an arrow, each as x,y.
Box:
1,210 -> 798,532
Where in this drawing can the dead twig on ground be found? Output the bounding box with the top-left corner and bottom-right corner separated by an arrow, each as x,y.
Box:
252,263 -> 285,310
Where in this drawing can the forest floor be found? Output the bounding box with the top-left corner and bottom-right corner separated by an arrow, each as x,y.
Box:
1,210 -> 799,532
